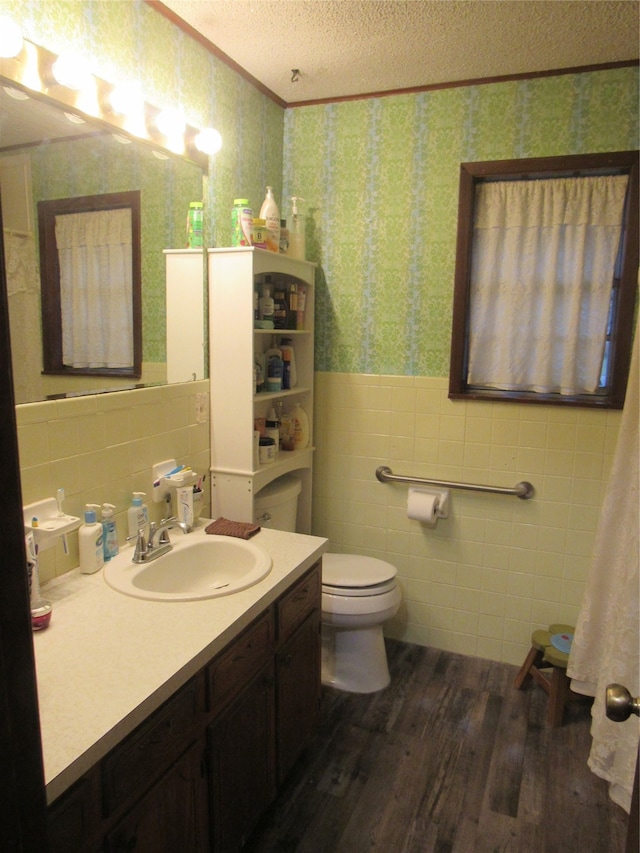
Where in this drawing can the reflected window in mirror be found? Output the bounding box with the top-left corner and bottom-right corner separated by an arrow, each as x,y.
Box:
449,151 -> 639,409
38,191 -> 142,378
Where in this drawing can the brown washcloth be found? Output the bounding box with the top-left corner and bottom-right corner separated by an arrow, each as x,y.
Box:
205,517 -> 261,539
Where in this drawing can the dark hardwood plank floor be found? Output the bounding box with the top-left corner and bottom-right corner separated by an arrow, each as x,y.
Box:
246,639 -> 628,853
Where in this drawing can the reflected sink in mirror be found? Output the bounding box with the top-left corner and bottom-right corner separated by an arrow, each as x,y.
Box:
104,531 -> 272,601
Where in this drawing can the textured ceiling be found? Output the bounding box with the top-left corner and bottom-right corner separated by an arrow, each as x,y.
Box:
158,0 -> 639,104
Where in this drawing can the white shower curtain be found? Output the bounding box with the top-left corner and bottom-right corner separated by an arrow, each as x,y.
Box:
568,325 -> 639,812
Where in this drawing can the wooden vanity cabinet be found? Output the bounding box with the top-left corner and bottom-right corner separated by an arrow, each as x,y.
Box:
46,561 -> 322,853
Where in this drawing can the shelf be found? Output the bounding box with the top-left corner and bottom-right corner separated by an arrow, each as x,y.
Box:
254,386 -> 311,403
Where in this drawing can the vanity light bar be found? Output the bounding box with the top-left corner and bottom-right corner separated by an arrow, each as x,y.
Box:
0,30 -> 216,171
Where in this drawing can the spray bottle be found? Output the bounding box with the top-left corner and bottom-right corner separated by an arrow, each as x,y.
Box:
287,197 -> 306,260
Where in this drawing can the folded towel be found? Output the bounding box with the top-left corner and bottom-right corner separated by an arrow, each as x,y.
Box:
205,517 -> 261,540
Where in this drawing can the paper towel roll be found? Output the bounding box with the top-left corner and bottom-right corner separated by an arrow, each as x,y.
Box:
407,488 -> 440,528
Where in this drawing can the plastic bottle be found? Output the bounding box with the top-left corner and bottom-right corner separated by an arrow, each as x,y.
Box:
259,282 -> 275,323
279,218 -> 289,254
101,503 -> 119,561
251,218 -> 267,249
259,186 -> 280,253
265,343 -> 283,392
231,199 -> 253,246
273,287 -> 289,329
265,407 -> 280,453
291,403 -> 310,450
127,492 -> 149,539
279,337 -> 297,388
79,504 -> 105,574
187,201 -> 204,248
287,197 -> 306,260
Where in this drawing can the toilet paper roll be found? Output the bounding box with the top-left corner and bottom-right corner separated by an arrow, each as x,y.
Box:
407,488 -> 440,528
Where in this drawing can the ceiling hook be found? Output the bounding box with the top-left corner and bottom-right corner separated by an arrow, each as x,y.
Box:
291,69 -> 300,83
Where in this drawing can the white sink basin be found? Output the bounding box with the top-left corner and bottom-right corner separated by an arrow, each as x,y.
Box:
104,532 -> 272,601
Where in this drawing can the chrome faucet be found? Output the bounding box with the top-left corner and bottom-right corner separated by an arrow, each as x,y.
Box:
129,516 -> 190,563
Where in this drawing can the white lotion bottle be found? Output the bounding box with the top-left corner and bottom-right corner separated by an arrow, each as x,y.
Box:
101,502 -> 119,561
79,504 -> 105,574
259,186 -> 280,253
127,492 -> 149,539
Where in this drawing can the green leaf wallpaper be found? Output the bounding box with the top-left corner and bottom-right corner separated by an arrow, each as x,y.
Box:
284,68 -> 639,376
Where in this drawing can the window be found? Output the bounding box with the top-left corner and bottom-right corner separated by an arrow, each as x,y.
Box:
449,151 -> 638,408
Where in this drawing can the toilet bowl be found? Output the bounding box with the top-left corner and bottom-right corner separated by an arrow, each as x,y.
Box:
321,553 -> 401,694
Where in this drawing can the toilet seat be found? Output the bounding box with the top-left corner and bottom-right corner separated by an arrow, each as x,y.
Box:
322,553 -> 398,597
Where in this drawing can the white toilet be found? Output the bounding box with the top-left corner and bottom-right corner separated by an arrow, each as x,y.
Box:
254,474 -> 401,694
321,553 -> 401,693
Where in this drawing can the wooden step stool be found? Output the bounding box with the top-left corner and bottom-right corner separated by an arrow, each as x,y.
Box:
514,624 -> 575,726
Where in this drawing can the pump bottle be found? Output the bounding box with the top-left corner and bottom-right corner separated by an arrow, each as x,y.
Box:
259,186 -> 280,253
79,505 -> 105,574
101,503 -> 119,561
127,492 -> 149,539
287,197 -> 306,260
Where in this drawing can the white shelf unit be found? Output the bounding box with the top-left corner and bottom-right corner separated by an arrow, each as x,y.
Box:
164,249 -> 206,383
208,247 -> 315,532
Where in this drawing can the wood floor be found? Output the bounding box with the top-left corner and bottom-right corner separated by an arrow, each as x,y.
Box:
245,639 -> 628,853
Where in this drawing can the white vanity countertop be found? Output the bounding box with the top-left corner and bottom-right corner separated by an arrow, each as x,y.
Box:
33,524 -> 328,805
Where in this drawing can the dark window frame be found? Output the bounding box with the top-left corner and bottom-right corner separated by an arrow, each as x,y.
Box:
449,151 -> 639,409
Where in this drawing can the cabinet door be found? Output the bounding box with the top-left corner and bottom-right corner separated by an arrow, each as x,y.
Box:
208,661 -> 276,853
106,739 -> 209,853
276,610 -> 321,784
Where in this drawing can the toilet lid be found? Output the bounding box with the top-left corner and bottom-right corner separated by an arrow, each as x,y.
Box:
322,553 -> 397,589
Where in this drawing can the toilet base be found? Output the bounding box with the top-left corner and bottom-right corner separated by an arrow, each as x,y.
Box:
321,623 -> 391,693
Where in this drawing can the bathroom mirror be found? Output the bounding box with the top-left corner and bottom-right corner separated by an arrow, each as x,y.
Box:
0,79 -> 206,403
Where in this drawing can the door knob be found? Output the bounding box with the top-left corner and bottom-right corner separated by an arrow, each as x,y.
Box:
605,683 -> 640,722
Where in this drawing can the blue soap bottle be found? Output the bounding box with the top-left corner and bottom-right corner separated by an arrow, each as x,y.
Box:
101,503 -> 119,561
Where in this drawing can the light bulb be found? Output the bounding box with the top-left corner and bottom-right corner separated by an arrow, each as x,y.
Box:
52,52 -> 92,90
195,128 -> 222,155
0,16 -> 23,59
156,107 -> 185,138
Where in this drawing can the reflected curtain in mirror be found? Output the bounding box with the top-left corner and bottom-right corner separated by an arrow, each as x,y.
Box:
56,207 -> 133,369
38,191 -> 141,378
449,151 -> 639,409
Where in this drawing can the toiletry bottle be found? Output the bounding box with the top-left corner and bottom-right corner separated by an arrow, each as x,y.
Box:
231,199 -> 253,246
127,492 -> 149,539
259,280 -> 275,323
26,531 -> 52,630
296,284 -> 307,329
279,218 -> 289,254
259,186 -> 280,252
291,403 -> 310,450
187,201 -> 204,248
287,196 -> 306,260
288,283 -> 298,329
273,287 -> 289,329
265,406 -> 280,453
279,337 -> 297,388
79,504 -> 105,574
101,503 -> 119,561
265,341 -> 284,392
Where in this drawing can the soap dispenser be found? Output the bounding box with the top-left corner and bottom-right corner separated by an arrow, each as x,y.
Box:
79,505 -> 105,574
287,196 -> 306,260
101,503 -> 119,561
127,492 -> 149,539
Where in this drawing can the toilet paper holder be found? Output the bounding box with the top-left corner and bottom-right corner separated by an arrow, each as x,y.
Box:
407,487 -> 450,524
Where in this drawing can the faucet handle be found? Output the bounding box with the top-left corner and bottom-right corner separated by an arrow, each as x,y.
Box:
126,528 -> 147,562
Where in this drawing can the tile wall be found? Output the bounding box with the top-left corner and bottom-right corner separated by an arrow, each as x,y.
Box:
313,372 -> 621,666
16,380 -> 211,584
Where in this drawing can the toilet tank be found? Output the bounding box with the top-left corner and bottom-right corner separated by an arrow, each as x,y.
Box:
254,474 -> 302,532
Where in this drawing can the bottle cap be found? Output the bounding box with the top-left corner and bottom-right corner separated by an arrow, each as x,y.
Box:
84,503 -> 100,523
234,198 -> 249,205
189,201 -> 203,209
102,503 -> 115,518
132,491 -> 146,506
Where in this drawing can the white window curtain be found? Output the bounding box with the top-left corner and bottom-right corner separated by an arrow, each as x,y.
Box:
55,208 -> 133,369
467,174 -> 629,395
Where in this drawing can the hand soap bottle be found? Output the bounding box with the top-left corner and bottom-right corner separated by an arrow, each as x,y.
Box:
127,492 -> 149,539
79,505 -> 105,574
101,503 -> 119,561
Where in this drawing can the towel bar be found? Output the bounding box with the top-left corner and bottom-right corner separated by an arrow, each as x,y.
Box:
375,466 -> 534,500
